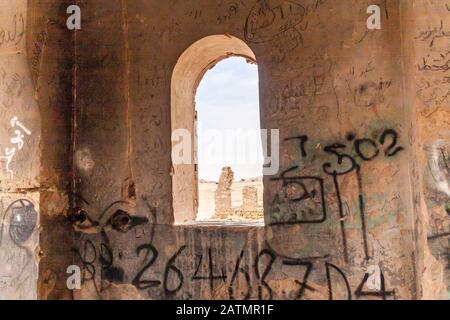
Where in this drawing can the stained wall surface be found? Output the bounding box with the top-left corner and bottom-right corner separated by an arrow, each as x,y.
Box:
68,0 -> 446,300
0,0 -> 40,299
0,0 -> 447,300
0,0 -> 74,300
408,0 -> 450,298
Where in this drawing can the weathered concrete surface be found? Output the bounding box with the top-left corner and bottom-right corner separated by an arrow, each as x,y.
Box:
405,0 -> 450,299
68,0 -> 441,300
0,0 -> 40,299
26,0 -> 75,300
0,0 -> 447,300
0,0 -> 74,300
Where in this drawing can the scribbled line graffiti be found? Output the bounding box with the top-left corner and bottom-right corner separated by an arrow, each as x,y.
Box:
346,66 -> 392,108
30,31 -> 48,79
244,0 -> 307,44
426,141 -> 450,241
348,79 -> 392,108
416,20 -> 450,73
415,19 -> 450,109
427,141 -> 450,198
73,239 -> 396,301
0,117 -> 32,179
269,129 -> 404,262
0,13 -> 25,47
217,2 -> 240,24
1,72 -> 26,109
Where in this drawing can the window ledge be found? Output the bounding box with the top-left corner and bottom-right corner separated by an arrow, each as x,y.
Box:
175,220 -> 264,228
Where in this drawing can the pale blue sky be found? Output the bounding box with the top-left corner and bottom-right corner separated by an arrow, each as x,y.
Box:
196,57 -> 263,182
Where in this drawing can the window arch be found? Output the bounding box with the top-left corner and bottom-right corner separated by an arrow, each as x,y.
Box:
171,35 -> 258,224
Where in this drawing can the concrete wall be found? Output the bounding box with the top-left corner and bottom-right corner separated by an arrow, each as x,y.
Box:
0,0 -> 40,299
0,0 -> 74,300
407,0 -> 450,299
0,0 -> 447,300
68,0 -> 442,300
28,0 -> 75,300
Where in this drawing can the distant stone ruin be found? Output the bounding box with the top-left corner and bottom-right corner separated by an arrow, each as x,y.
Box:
214,167 -> 234,219
213,167 -> 263,221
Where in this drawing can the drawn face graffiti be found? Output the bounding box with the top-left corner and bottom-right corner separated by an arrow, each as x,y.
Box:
350,81 -> 391,108
7,199 -> 37,246
0,199 -> 38,299
244,0 -> 306,43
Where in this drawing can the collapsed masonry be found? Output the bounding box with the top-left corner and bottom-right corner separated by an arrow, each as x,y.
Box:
213,167 -> 263,221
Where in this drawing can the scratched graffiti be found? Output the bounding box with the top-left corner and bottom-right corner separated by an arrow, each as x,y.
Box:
268,52 -> 334,118
345,64 -> 392,109
0,13 -> 25,48
217,1 -> 240,24
0,72 -> 25,109
416,19 -> 450,110
3,0 -> 438,301
244,0 -> 307,44
416,1 -> 450,299
244,0 -> 329,62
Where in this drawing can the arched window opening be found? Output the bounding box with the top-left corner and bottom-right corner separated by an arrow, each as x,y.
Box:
171,35 -> 263,225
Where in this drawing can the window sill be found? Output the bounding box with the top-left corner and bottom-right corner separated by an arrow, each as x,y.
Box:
175,220 -> 265,229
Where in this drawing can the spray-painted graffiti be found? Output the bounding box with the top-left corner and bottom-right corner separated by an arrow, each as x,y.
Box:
5,199 -> 37,246
270,129 -> 404,262
0,117 -> 32,179
72,235 -> 396,300
0,198 -> 38,299
427,141 -> 450,200
68,126 -> 406,300
425,140 -> 450,297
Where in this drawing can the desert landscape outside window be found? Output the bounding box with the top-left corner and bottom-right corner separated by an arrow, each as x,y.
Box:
195,57 -> 264,223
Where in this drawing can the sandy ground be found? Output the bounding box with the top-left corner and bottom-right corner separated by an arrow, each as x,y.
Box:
197,177 -> 263,220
